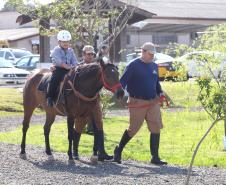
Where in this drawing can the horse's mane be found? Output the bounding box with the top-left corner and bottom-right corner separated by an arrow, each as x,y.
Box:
75,63 -> 100,80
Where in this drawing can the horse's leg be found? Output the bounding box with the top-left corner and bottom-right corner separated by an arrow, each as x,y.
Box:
21,105 -> 36,154
67,115 -> 75,160
44,113 -> 56,155
73,118 -> 87,160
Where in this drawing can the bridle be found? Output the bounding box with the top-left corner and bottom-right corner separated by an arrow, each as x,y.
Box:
100,66 -> 122,93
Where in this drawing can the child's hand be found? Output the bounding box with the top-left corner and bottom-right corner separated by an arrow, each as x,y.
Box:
50,65 -> 56,72
61,63 -> 71,70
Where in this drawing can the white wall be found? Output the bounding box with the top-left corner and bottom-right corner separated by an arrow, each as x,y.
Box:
177,33 -> 190,45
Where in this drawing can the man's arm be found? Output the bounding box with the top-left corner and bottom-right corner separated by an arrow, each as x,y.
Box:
120,63 -> 134,89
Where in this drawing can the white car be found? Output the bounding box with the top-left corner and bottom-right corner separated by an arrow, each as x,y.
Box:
0,59 -> 30,84
176,51 -> 226,78
0,48 -> 32,64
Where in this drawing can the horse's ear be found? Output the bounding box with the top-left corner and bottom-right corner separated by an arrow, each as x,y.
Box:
102,56 -> 110,63
99,58 -> 106,68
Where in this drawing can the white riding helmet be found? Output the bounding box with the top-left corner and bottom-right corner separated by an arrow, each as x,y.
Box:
57,30 -> 72,41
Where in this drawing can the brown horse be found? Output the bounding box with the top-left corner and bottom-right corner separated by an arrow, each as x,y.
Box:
20,61 -> 124,160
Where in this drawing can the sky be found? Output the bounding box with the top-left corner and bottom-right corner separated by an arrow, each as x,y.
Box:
0,0 -> 54,10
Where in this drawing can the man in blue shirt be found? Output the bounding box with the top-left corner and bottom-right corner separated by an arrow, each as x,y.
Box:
47,30 -> 78,107
114,42 -> 167,165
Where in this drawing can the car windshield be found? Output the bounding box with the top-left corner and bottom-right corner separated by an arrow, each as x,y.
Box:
0,60 -> 14,68
155,53 -> 174,61
12,50 -> 32,58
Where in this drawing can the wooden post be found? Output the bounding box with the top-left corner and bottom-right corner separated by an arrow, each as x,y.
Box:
39,18 -> 50,63
224,120 -> 226,150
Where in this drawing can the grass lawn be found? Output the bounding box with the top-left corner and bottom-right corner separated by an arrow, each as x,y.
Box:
0,111 -> 225,167
0,88 -> 43,116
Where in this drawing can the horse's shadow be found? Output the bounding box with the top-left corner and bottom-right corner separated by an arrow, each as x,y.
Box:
21,154 -> 195,178
21,154 -> 128,177
125,161 -> 194,177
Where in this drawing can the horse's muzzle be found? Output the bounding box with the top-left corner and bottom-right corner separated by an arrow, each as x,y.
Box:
115,88 -> 124,99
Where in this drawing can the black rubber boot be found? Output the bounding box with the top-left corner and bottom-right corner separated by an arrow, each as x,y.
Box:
96,130 -> 113,161
93,122 -> 99,156
113,130 -> 132,164
73,130 -> 81,160
150,133 -> 167,165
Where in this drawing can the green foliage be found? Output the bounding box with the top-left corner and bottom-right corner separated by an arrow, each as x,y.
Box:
99,89 -> 114,118
165,42 -> 193,57
197,78 -> 226,119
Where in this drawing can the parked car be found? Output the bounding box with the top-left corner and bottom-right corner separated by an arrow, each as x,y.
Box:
15,54 -> 52,71
0,48 -> 32,64
176,51 -> 226,78
0,59 -> 30,84
125,52 -> 185,80
154,53 -> 186,80
15,55 -> 40,71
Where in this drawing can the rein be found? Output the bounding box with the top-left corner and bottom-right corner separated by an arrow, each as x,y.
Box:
67,64 -> 121,102
68,80 -> 99,101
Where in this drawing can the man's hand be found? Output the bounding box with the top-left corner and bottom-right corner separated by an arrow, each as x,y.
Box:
159,93 -> 169,107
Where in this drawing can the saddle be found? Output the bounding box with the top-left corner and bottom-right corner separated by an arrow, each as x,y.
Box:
37,73 -> 68,107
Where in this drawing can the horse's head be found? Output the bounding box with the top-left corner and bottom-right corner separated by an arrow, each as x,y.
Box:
99,60 -> 124,99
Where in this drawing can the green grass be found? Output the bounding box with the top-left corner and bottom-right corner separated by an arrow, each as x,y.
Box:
161,81 -> 201,108
0,88 -> 43,116
0,111 -> 225,167
0,82 -> 201,114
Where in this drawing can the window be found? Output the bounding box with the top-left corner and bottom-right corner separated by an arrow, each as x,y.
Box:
127,35 -> 130,45
5,52 -> 13,60
152,34 -> 177,45
30,56 -> 39,67
0,51 -> 4,57
16,57 -> 30,67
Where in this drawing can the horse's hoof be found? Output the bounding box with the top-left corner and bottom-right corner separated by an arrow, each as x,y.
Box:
73,155 -> 79,160
73,151 -> 79,160
46,150 -> 52,155
90,155 -> 98,165
20,153 -> 27,159
68,159 -> 75,165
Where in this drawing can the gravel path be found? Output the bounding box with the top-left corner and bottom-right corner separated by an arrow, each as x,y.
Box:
0,143 -> 226,185
0,111 -> 226,185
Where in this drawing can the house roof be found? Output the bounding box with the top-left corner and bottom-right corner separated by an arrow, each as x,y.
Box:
123,0 -> 226,19
121,0 -> 226,32
0,28 -> 39,41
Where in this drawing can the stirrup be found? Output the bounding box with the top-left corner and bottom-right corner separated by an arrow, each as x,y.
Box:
47,97 -> 54,107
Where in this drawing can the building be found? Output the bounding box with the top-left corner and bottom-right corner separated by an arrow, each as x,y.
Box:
121,0 -> 226,56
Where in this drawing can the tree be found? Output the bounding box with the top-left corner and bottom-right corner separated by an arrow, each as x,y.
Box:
180,24 -> 226,185
1,1 -> 16,11
8,0 -> 136,57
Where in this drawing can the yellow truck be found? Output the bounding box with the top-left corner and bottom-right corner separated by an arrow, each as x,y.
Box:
0,40 -> 9,48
